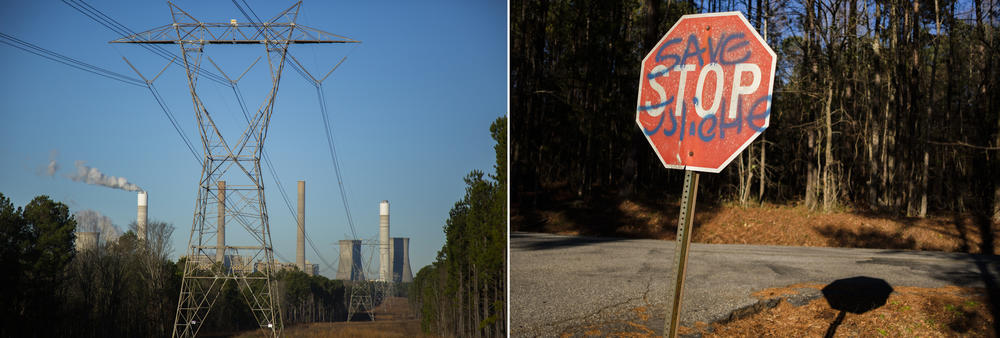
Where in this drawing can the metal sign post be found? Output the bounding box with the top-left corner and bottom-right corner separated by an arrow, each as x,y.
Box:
664,170 -> 698,337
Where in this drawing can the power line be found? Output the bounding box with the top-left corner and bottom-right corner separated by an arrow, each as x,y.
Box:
13,1 -> 350,274
0,32 -> 203,165
314,84 -> 360,241
147,84 -> 202,162
231,0 -> 361,243
62,0 -> 230,86
51,0 -> 353,276
0,32 -> 144,87
231,83 -> 341,275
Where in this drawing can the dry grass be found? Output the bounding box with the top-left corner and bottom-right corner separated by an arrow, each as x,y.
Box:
232,297 -> 428,338
515,194 -> 1000,254
563,285 -> 994,337
694,204 -> 1000,254
702,285 -> 993,337
253,320 -> 426,338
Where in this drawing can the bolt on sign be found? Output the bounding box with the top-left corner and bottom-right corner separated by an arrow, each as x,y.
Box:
634,11 -> 775,337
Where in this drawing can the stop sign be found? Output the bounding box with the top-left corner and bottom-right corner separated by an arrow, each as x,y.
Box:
636,12 -> 776,173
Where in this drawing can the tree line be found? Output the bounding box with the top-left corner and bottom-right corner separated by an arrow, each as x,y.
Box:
410,116 -> 507,337
512,0 -> 1000,226
0,192 -> 360,337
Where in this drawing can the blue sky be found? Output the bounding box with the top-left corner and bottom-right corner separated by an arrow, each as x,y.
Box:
0,0 -> 506,278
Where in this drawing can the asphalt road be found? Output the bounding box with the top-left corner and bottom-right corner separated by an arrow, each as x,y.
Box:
510,232 -> 1000,337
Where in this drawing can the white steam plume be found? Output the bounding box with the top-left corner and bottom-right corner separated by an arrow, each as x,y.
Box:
69,161 -> 142,192
74,209 -> 121,240
46,159 -> 59,177
38,150 -> 59,177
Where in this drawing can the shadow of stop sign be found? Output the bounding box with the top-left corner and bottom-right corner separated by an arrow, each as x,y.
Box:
636,12 -> 776,173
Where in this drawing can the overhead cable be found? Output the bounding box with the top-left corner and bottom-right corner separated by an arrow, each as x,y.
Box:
232,83 -> 340,274
232,0 -> 361,243
0,32 -> 144,87
62,0 -> 230,86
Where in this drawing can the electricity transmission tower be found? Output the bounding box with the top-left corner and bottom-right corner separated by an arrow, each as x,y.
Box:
346,239 -> 382,321
113,2 -> 358,337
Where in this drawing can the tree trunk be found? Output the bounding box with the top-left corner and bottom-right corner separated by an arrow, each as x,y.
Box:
745,144 -> 755,204
759,0 -> 768,204
823,83 -> 835,212
920,0 -> 942,218
474,264 -> 481,338
458,268 -> 464,335
806,130 -> 818,210
759,135 -> 766,203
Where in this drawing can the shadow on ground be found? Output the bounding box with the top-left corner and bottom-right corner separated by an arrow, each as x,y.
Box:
509,232 -> 623,250
821,276 -> 893,337
815,224 -> 922,250
512,183 -> 724,240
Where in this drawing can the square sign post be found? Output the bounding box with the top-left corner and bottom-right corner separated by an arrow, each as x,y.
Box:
634,11 -> 776,337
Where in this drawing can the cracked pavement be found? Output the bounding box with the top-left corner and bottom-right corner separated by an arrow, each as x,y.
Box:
511,232 -> 1000,337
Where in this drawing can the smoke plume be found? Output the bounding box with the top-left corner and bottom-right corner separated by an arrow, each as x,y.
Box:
74,209 -> 121,240
37,150 -> 59,177
69,161 -> 142,192
46,159 -> 59,176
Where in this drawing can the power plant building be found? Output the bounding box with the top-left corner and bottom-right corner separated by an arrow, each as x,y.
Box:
180,254 -> 314,275
253,260 -> 317,275
335,200 -> 412,283
75,231 -> 99,251
183,254 -> 254,275
336,239 -> 363,281
388,237 -> 413,283
334,237 -> 411,282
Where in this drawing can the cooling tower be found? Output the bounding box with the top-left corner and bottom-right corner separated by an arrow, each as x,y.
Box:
76,231 -> 99,251
137,191 -> 147,241
379,200 -> 390,282
336,240 -> 363,281
297,181 -> 306,274
217,181 -> 226,264
390,237 -> 413,283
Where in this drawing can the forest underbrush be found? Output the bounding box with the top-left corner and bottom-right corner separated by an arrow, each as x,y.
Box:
513,184 -> 1000,254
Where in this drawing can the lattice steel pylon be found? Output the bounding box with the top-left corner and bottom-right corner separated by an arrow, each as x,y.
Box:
113,2 -> 358,337
346,239 -> 382,321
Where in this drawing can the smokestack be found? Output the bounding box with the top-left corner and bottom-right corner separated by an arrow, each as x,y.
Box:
379,200 -> 390,282
336,239 -> 362,281
297,181 -> 306,274
217,181 -> 226,264
75,231 -> 99,251
137,191 -> 148,241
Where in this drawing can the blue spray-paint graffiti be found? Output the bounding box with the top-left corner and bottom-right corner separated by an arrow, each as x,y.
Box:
641,96 -> 675,136
641,95 -> 770,142
653,32 -> 753,72
746,96 -> 770,132
639,31 -> 770,143
707,33 -> 751,65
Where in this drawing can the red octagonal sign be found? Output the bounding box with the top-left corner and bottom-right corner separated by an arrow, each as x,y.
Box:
636,12 -> 776,173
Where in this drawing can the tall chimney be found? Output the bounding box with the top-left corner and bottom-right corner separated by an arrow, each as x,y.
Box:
137,191 -> 148,241
297,181 -> 306,274
217,181 -> 226,265
379,200 -> 390,282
